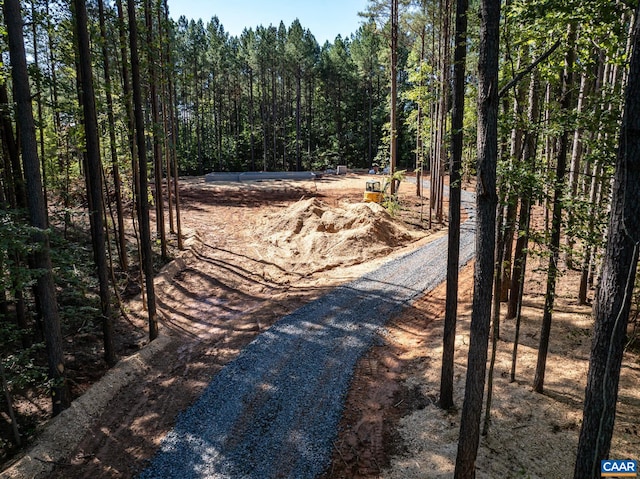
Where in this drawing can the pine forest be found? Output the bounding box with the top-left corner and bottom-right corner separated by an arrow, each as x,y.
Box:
1,0 -> 639,477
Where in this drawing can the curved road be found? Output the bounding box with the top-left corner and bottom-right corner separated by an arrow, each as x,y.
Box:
139,188 -> 476,479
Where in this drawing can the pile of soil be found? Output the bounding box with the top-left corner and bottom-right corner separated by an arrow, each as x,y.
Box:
1,174 -> 434,478
259,198 -> 422,273
6,174 -> 636,479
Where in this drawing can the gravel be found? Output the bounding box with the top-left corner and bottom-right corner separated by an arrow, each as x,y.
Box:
138,188 -> 476,479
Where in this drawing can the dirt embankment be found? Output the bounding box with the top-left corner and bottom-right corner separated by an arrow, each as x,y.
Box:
3,174 -> 430,478
3,174 -> 638,479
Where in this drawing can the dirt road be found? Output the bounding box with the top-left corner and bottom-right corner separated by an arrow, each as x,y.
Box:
15,175 -> 448,478
137,209 -> 475,478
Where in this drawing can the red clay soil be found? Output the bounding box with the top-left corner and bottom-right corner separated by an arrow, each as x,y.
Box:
2,174 -> 443,478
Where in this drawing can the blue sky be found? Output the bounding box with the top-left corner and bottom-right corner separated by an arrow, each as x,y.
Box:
166,0 -> 370,45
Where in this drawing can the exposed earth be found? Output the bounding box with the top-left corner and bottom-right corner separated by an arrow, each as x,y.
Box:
1,174 -> 638,478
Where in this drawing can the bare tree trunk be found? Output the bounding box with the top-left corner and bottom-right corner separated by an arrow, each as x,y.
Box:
249,67 -> 256,171
128,0 -> 159,340
0,82 -> 27,209
158,1 -> 174,235
500,75 -> 525,303
564,71 -> 588,269
296,69 -> 302,171
389,0 -> 398,193
574,7 -> 640,474
145,0 -> 168,262
482,203 -> 505,435
98,0 -> 128,273
454,0 -> 500,476
440,0 -> 468,411
74,0 -> 116,366
533,23 -> 577,394
4,0 -> 70,414
507,69 -> 540,321
578,160 -> 602,304
0,84 -> 29,343
31,1 -> 49,225
162,0 -> 183,249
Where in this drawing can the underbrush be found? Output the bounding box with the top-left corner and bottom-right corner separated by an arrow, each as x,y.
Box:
0,206 -> 168,467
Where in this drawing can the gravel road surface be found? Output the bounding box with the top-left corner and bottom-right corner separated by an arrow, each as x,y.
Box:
138,189 -> 475,479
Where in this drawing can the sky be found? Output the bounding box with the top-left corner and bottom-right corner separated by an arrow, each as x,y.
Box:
166,0 -> 370,45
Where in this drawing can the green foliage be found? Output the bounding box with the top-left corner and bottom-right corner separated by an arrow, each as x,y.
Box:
1,343 -> 50,393
0,210 -> 46,295
382,169 -> 406,216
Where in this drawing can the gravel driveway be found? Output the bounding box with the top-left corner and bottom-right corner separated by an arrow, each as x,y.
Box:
138,188 -> 475,479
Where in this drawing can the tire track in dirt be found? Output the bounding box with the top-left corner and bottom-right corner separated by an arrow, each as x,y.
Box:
138,189 -> 476,478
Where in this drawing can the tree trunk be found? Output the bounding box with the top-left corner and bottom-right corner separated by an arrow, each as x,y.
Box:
128,0 -> 159,340
4,0 -> 70,415
454,0 -> 500,476
564,72 -> 589,270
249,67 -> 256,171
31,1 -> 49,224
98,0 -> 128,273
482,203 -> 505,435
507,69 -> 540,321
574,7 -> 640,475
533,24 -> 576,393
145,0 -> 168,262
578,159 -> 602,305
162,0 -> 183,249
296,69 -> 302,171
74,0 -> 116,367
440,0 -> 468,411
157,1 -> 174,236
389,0 -> 398,192
0,83 -> 27,209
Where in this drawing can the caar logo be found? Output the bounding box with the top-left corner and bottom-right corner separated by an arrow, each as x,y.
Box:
601,460 -> 637,477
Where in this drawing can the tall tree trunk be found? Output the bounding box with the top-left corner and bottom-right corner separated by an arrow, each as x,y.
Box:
440,0 -> 468,411
249,67 -> 256,170
116,0 -> 136,169
4,0 -> 70,415
162,0 -> 182,248
533,24 -> 577,393
507,69 -> 540,321
0,83 -> 26,209
31,1 -> 49,224
145,0 -> 168,262
128,0 -> 159,340
272,70 -> 277,167
156,1 -> 174,235
98,0 -> 128,273
46,0 -> 64,176
0,99 -> 30,343
500,77 -> 525,303
454,0 -> 500,476
482,202 -> 505,435
574,8 -> 640,475
74,0 -> 116,367
389,0 -> 398,192
436,0 -> 452,222
195,48 -> 203,175
296,69 -> 302,171
564,71 -> 588,270
578,159 -> 602,304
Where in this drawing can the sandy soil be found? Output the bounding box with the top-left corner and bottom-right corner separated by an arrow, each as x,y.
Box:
329,260 -> 639,478
2,173 -> 639,478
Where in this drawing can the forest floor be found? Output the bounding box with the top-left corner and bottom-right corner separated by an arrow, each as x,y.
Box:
2,173 -> 639,478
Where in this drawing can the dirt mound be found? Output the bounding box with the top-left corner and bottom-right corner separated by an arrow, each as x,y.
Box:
258,198 -> 422,273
